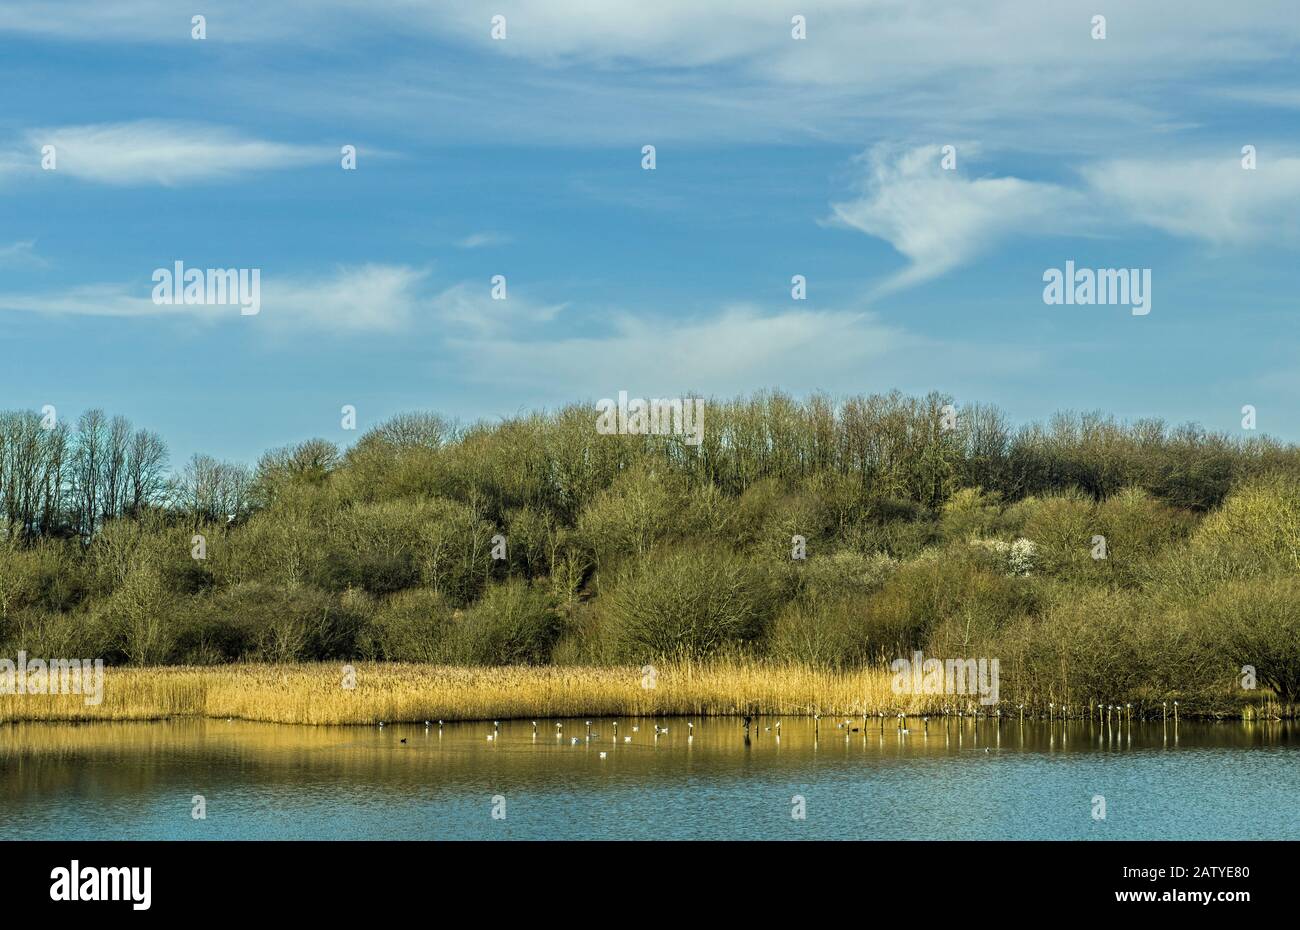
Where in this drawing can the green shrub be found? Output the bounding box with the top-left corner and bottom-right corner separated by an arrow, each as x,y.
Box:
768,597 -> 880,668
1091,487 -> 1196,586
1016,489 -> 1096,578
601,547 -> 778,660
1168,475 -> 1300,592
92,567 -> 176,665
1202,576 -> 1300,701
939,487 -> 1004,542
866,551 -> 1034,656
0,608 -> 104,658
729,479 -> 824,560
575,466 -> 707,575
358,588 -> 455,662
174,583 -> 362,663
446,579 -> 562,665
792,549 -> 896,602
998,584 -> 1212,703
0,542 -> 87,616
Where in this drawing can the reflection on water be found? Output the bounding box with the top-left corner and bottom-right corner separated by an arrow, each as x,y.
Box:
2,716 -> 1297,840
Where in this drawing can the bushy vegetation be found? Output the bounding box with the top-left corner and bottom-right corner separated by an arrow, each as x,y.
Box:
3,391 -> 1298,707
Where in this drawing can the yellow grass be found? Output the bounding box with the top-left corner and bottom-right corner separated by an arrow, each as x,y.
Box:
0,661 -> 956,725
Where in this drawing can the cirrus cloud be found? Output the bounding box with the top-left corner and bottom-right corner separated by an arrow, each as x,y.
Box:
827,144 -> 1085,292
0,263 -> 427,332
10,121 -> 333,186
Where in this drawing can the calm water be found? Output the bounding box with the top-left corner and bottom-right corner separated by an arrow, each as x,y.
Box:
2,716 -> 1297,840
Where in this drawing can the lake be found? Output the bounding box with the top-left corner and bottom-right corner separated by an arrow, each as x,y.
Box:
3,716 -> 1297,840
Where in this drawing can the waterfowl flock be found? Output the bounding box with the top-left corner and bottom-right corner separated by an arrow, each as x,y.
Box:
380,704 -> 1147,756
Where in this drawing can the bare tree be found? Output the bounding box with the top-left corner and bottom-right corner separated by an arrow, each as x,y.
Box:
38,420 -> 69,537
101,414 -> 131,522
175,454 -> 252,529
71,409 -> 107,540
125,428 -> 168,517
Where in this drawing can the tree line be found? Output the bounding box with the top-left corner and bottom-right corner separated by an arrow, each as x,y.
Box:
4,392 -> 1294,547
0,408 -> 249,543
1,391 -> 1297,704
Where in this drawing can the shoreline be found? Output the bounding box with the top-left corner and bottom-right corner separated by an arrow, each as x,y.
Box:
0,662 -> 1290,726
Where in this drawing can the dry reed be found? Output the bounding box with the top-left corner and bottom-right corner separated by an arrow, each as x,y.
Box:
0,661 -> 955,725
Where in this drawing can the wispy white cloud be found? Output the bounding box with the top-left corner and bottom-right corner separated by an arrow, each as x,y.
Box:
5,3 -> 1299,150
0,148 -> 24,182
447,304 -> 907,392
442,302 -> 1042,397
828,144 -> 1084,292
9,121 -> 331,186
432,281 -> 566,336
1082,156 -> 1300,244
263,264 -> 428,332
830,144 -> 1300,291
409,0 -> 1300,88
456,232 -> 511,249
1214,86 -> 1300,110
0,263 -> 427,331
0,282 -> 162,318
0,240 -> 48,268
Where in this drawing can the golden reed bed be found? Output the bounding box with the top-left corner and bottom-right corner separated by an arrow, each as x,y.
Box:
0,661 -> 959,725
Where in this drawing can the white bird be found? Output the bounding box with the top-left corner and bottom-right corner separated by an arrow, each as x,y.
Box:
570,737 -> 579,745
599,752 -> 608,759
623,736 -> 631,743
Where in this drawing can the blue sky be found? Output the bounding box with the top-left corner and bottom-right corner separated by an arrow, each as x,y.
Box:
1,1 -> 1298,465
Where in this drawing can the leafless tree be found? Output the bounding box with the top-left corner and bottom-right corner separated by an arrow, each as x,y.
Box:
126,428 -> 168,517
71,409 -> 107,540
